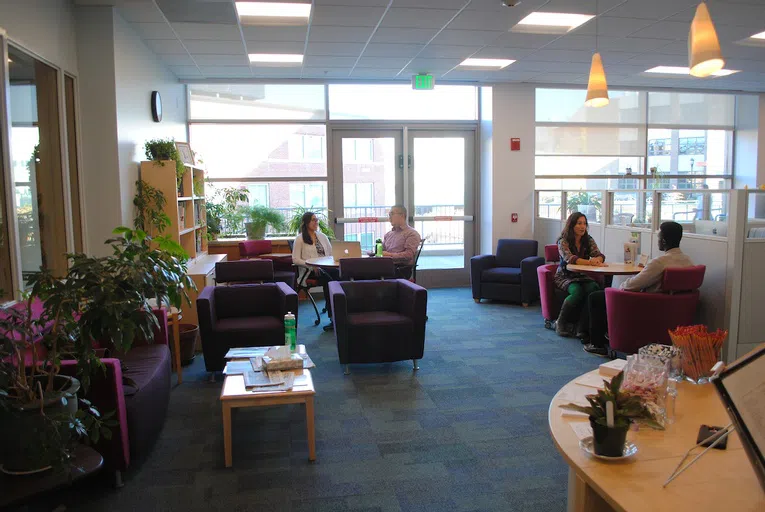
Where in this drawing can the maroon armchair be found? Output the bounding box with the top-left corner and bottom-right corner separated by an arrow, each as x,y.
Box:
329,279 -> 427,375
197,283 -> 298,372
605,265 -> 706,355
537,244 -> 564,329
58,307 -> 170,485
238,240 -> 295,289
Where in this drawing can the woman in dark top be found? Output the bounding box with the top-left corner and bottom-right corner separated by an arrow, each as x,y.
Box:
554,212 -> 605,339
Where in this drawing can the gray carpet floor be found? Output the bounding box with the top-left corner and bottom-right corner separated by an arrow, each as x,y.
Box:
19,287 -> 603,512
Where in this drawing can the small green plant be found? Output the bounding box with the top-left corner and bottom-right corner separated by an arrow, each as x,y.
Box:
205,201 -> 224,239
133,179 -> 171,237
560,371 -> 664,430
144,139 -> 185,188
287,205 -> 335,239
566,191 -> 602,218
193,176 -> 204,198
215,187 -> 250,236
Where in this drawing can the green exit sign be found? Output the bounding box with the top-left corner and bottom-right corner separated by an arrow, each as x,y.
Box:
412,74 -> 434,90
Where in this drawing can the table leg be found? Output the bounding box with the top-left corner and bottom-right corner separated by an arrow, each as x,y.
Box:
222,403 -> 232,468
567,467 -> 614,512
172,314 -> 182,384
305,396 -> 316,461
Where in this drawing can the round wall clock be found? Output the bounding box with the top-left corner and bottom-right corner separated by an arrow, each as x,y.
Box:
151,91 -> 162,122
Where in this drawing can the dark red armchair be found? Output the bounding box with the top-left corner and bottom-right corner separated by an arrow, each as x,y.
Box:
238,240 -> 295,289
605,265 -> 706,355
537,244 -> 563,329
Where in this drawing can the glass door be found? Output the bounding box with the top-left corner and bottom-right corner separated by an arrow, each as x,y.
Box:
407,130 -> 474,287
332,130 -> 402,254
332,128 -> 475,287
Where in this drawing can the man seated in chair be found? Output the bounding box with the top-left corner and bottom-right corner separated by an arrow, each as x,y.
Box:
375,205 -> 422,279
583,221 -> 695,356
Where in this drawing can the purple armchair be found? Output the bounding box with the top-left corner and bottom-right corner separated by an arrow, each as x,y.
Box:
605,265 -> 706,354
537,244 -> 565,329
238,240 -> 296,289
197,283 -> 298,372
215,259 -> 275,285
339,257 -> 397,280
329,279 -> 427,375
471,239 -> 544,306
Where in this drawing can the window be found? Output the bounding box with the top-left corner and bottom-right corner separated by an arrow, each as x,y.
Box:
287,134 -> 324,161
189,84 -> 326,121
191,124 -> 327,179
248,184 -> 269,206
9,45 -> 68,285
329,84 -> 477,121
342,139 -> 374,163
343,183 -> 374,207
289,183 -> 326,209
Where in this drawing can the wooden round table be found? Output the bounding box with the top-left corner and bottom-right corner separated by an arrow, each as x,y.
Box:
549,369 -> 765,512
566,263 -> 642,276
305,255 -> 369,268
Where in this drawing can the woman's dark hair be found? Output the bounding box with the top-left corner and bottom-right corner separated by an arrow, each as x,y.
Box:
560,212 -> 589,251
300,211 -> 316,245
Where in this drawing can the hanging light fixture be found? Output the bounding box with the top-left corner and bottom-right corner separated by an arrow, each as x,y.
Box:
688,2 -> 724,77
585,0 -> 609,107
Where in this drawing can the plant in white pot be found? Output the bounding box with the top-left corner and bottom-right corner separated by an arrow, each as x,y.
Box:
243,205 -> 285,240
560,371 -> 664,457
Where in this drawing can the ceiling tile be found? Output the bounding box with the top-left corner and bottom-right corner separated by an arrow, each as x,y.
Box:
395,0 -> 467,8
146,39 -> 188,55
156,0 -> 238,24
244,41 -> 305,54
311,6 -> 386,27
171,22 -> 241,40
354,57 -> 412,69
472,47 -> 536,60
511,61 -> 587,74
620,53 -> 689,66
575,17 -> 661,38
159,53 -> 196,67
314,0 -> 390,5
197,66 -> 252,77
349,68 -> 404,78
308,26 -> 373,43
302,56 -> 358,68
525,49 -> 594,64
301,67 -> 353,78
493,32 -> 561,49
184,40 -> 245,55
306,42 -> 366,56
190,54 -> 249,66
117,2 -> 166,23
381,8 -> 460,29
405,58 -> 463,73
240,26 -> 308,42
626,21 -> 695,41
450,9 -> 514,32
131,22 -> 175,40
169,65 -> 203,77
432,29 -> 505,46
418,44 -> 482,58
363,43 -> 423,58
252,68 -> 302,78
372,27 -> 439,44
528,72 -> 588,84
604,0 -> 697,20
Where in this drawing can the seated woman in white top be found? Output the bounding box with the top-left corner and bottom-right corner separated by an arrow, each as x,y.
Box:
291,211 -> 338,326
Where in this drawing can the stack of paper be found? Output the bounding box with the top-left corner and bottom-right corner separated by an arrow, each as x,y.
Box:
599,358 -> 627,377
243,371 -> 294,391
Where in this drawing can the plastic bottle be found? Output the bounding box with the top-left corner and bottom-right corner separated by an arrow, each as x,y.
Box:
375,239 -> 383,257
284,312 -> 296,352
665,381 -> 677,425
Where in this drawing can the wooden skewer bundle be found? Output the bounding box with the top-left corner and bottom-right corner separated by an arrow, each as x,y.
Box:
668,325 -> 727,382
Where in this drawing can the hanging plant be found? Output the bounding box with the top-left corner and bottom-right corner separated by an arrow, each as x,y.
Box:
144,138 -> 186,188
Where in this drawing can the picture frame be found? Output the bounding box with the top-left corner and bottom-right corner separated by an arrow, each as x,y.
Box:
175,141 -> 195,166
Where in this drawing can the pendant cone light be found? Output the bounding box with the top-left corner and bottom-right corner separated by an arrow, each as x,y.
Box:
585,52 -> 609,107
585,1 -> 608,108
688,2 -> 724,77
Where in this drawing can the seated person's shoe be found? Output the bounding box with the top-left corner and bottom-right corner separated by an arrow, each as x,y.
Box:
555,321 -> 576,338
583,344 -> 609,357
577,331 -> 589,343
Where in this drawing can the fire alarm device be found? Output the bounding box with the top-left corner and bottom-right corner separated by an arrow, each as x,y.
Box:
510,138 -> 521,151
511,213 -> 518,223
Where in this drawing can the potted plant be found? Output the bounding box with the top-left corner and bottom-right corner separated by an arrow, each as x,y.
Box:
144,139 -> 186,196
287,205 -> 335,239
243,205 -> 285,240
205,202 -> 224,241
560,371 -> 664,457
133,179 -> 171,238
0,227 -> 193,474
566,191 -> 602,221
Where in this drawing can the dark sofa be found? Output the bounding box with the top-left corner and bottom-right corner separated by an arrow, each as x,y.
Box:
470,239 -> 544,306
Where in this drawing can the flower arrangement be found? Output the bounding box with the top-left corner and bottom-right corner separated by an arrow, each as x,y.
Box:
669,325 -> 727,383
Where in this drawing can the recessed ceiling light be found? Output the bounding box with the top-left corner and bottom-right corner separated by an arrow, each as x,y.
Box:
248,53 -> 304,65
236,2 -> 311,25
512,12 -> 594,34
750,31 -> 765,40
459,58 -> 515,69
644,66 -> 739,77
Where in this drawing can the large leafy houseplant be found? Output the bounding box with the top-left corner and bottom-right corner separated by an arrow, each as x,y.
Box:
133,179 -> 171,237
286,205 -> 335,239
243,205 -> 285,240
0,227 -> 194,473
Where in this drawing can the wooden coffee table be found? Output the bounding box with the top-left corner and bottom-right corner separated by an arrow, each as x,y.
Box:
220,355 -> 316,468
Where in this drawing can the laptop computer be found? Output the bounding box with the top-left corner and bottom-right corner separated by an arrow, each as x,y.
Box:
332,241 -> 362,261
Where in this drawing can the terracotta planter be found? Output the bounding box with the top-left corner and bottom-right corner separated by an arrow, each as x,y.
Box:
590,417 -> 629,457
170,323 -> 199,366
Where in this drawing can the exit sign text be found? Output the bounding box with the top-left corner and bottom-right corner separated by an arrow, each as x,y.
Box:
412,74 -> 434,90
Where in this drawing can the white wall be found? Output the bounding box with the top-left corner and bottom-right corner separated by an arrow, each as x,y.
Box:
490,84 -> 535,249
113,10 -> 186,229
735,95 -> 759,190
75,6 -> 121,256
479,86 -> 493,255
0,0 -> 78,73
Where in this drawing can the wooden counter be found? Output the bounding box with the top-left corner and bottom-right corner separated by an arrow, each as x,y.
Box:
208,237 -> 292,261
